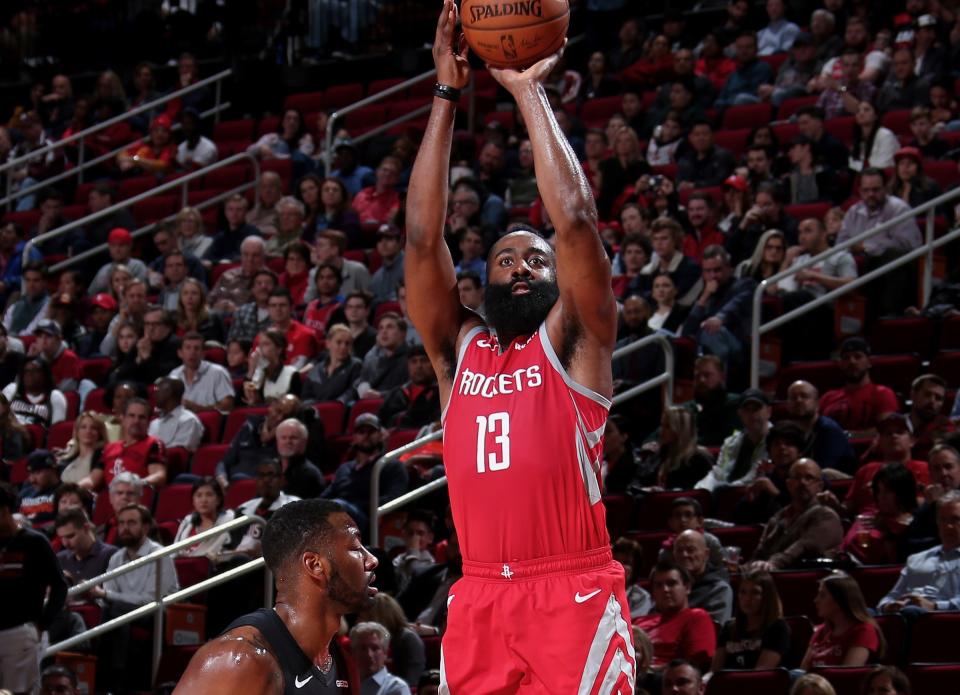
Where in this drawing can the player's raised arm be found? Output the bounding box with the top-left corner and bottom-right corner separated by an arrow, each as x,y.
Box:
405,0 -> 474,376
488,54 -> 617,349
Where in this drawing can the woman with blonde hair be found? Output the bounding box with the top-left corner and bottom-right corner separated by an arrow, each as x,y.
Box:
175,206 -> 212,259
791,674 -> 837,695
56,412 -> 108,489
656,406 -> 714,489
736,229 -> 786,286
176,278 -> 224,343
357,592 -> 425,687
108,264 -> 134,305
599,126 -> 649,219
300,323 -> 362,403
801,571 -> 885,669
631,626 -> 653,695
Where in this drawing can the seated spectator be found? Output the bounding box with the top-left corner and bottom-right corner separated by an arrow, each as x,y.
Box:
392,510 -> 436,595
56,412 -> 108,488
842,462 -> 919,564
276,417 -> 325,499
579,51 -> 620,102
697,389 -> 771,492
77,292 -> 118,358
784,381 -> 857,474
278,241 -> 311,307
173,477 -> 235,558
673,530 -> 734,623
399,528 -> 461,633
352,156 -> 402,229
55,507 -> 116,584
808,8 -> 842,62
681,194 -> 725,266
99,398 -> 166,489
889,147 -> 941,213
713,569 -> 789,670
902,444 -> 960,556
859,667 -> 912,695
169,332 -> 235,413
613,233 -> 652,297
453,228 -> 487,284
849,101 -> 900,172
695,32 -> 737,91
247,108 -> 314,164
800,572 -> 884,669
643,407 -> 714,490
301,324 -> 361,404
457,272 -> 485,314
905,106 -> 949,160
818,336 -> 899,432
715,33 -> 774,108
216,395 -> 300,487
633,562 -> 715,671
735,229 -> 786,284
613,297 -> 667,403
795,106 -> 850,174
879,490 -> 960,615
99,280 -> 149,359
209,236 -> 268,314
736,421 -> 806,524
646,274 -> 689,336
681,246 -> 755,371
613,536 -> 653,619
96,471 -> 143,544
505,139 -> 537,208
31,319 -> 80,392
174,207 -> 213,261
149,377 -> 204,451
814,49 -> 877,121
760,32 -> 821,107
264,197 -> 307,257
676,121 -> 735,191
302,263 -> 343,341
757,0 -> 800,55
226,339 -> 251,379
114,305 -> 183,387
18,449 -> 61,531
305,177 -> 362,244
782,135 -> 839,205
176,278 -> 225,343
370,226 -> 405,305
659,497 -> 724,569
621,33 -> 674,87
0,393 -> 29,461
3,357 -> 67,427
602,415 -> 641,496
3,261 -> 51,337
357,313 -> 409,400
206,194 -> 260,263
792,674 -> 838,695
40,665 -> 83,695
258,288 -> 319,368
225,458 -> 300,559
727,182 -> 798,265
175,107 -> 218,171
350,622 -> 412,695
905,375 -> 954,460
635,219 -> 702,306
246,171 -> 283,238
876,48 -> 931,114
78,183 -> 137,252
116,114 -> 176,175
660,660 -> 704,695
379,345 -> 440,429
103,322 -> 143,390
749,458 -> 844,570
359,593 -> 427,688
106,264 -> 135,307
243,330 -> 301,406
146,222 -> 207,290
598,127 -> 650,219
305,230 -> 372,300
226,268 -> 276,344
320,413 -> 408,532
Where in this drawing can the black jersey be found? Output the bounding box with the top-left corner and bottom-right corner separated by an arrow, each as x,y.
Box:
224,608 -> 351,694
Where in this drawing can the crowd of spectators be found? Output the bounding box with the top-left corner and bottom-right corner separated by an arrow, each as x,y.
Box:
4,0 -> 960,692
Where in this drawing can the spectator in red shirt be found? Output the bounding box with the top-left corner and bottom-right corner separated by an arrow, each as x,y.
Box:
351,156 -> 402,227
621,34 -> 674,87
695,33 -> 737,91
258,287 -> 318,369
818,337 -> 899,432
31,319 -> 81,392
97,398 -> 166,489
682,194 -> 725,265
800,572 -> 884,669
116,114 -> 176,175
633,562 -> 715,672
277,241 -> 312,307
302,262 -> 343,342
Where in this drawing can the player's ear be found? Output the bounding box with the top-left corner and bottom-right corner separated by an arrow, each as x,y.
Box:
301,550 -> 331,584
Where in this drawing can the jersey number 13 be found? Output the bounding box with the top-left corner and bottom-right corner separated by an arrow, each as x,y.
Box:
475,412 -> 511,473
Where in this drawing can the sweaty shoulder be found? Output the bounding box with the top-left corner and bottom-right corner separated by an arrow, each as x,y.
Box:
174,626 -> 282,695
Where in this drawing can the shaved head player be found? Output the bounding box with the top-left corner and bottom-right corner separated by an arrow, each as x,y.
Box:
404,2 -> 635,692
174,500 -> 378,693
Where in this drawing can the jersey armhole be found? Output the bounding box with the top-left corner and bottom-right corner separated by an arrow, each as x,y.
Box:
537,323 -> 612,410
441,324 -> 487,424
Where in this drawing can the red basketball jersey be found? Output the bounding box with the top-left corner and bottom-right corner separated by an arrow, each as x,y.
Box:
443,323 -> 613,564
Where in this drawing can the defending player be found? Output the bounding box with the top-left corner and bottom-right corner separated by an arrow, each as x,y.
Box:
404,2 -> 635,692
173,500 -> 377,694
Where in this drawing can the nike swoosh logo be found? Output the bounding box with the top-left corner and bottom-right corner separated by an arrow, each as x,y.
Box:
574,589 -> 602,604
295,674 -> 313,688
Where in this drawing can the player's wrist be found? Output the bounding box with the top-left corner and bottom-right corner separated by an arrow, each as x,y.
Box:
433,83 -> 461,103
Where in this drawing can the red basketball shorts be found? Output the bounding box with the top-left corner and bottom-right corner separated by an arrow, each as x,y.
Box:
439,548 -> 636,694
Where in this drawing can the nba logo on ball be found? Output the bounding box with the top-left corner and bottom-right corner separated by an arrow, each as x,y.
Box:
461,0 -> 570,69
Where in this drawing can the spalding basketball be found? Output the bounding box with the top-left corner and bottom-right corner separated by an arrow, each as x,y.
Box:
461,0 -> 569,70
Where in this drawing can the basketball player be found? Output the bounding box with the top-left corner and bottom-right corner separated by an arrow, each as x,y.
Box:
404,2 -> 635,692
174,500 -> 377,694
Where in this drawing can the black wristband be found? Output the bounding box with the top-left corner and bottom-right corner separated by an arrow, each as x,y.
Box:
433,83 -> 461,103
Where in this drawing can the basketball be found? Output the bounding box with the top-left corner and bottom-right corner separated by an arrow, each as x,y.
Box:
461,0 -> 570,70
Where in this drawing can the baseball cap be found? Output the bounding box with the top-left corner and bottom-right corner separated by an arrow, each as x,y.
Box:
91,293 -> 119,311
151,114 -> 172,130
723,175 -> 749,192
27,449 -> 57,472
739,388 -> 771,408
33,319 -> 62,338
108,228 -> 133,245
792,32 -> 814,47
377,223 -> 401,238
917,14 -> 937,28
877,412 -> 913,435
333,137 -> 357,152
354,413 -> 382,431
894,146 -> 922,163
839,336 -> 871,356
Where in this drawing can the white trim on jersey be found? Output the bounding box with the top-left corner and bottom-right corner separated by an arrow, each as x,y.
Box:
441,324 -> 487,424
576,594 -> 637,694
537,323 -> 612,410
572,394 -> 603,505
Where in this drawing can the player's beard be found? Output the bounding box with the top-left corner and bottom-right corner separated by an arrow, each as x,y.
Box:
327,564 -> 373,612
484,278 -> 560,340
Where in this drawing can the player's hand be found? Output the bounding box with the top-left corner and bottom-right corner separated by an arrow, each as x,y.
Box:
433,0 -> 470,90
488,41 -> 567,96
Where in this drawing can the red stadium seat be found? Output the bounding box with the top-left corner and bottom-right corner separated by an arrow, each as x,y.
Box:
711,526 -> 762,562
784,202 -> 830,222
386,429 -> 419,451
759,53 -> 789,74
283,91 -> 325,113
165,447 -> 191,479
64,391 -> 80,420
6,458 -> 27,485
324,83 -> 364,109
775,361 -> 843,399
825,116 -> 856,145
777,95 -> 819,120
385,98 -> 430,122
580,96 -> 623,128
942,317 -> 960,351
211,262 -> 240,286
931,351 -> 960,385
850,565 -> 903,607
923,159 -> 960,190
261,158 -> 293,190
24,424 -> 44,449
907,664 -> 960,692
2,210 -> 41,230
47,420 -> 75,450
907,611 -> 960,663
722,103 -> 773,131
811,666 -> 875,695
257,115 -> 280,137
312,401 -> 346,437
869,354 -> 921,397
174,556 -> 212,588
880,109 -> 912,137
869,317 -> 934,358
155,483 -> 195,523
74,182 -> 97,205
191,444 -> 229,477
421,634 -> 442,669
203,164 -> 251,191
713,486 -> 749,521
368,77 -> 407,97
874,613 -> 906,665
79,357 -> 113,384
713,129 -> 750,158
194,410 -> 222,445
772,570 -> 829,617
484,111 -> 516,132
705,668 -> 790,695
222,407 -> 267,443
83,388 -> 110,414
373,301 -> 402,323
226,478 -> 257,508
118,175 -> 157,200
633,490 -> 712,531
213,119 -> 255,143
132,195 -> 178,225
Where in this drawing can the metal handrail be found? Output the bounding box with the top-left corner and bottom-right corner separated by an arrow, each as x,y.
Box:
322,69 -> 477,173
749,185 -> 960,388
47,514 -> 270,683
21,151 -> 259,269
2,69 -> 232,208
368,332 -> 676,545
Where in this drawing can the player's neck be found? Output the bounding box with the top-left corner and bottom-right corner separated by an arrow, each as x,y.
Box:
274,599 -> 340,663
